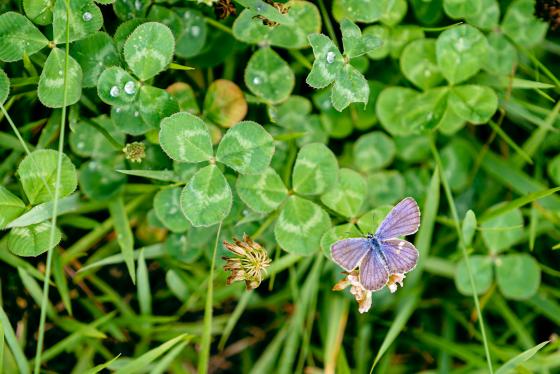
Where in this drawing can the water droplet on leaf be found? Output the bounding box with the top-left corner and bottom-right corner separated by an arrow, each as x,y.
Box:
190,26 -> 200,37
253,77 -> 262,85
124,81 -> 136,95
110,86 -> 120,97
134,111 -> 139,117
82,12 -> 93,22
326,51 -> 336,64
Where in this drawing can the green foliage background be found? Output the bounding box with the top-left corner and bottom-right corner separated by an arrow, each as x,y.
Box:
0,0 -> 559,372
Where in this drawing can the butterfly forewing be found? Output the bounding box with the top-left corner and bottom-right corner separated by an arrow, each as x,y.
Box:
375,197 -> 420,240
331,238 -> 370,271
360,249 -> 389,291
380,238 -> 419,274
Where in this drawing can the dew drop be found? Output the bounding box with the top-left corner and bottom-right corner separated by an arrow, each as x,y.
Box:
77,141 -> 85,149
253,76 -> 262,85
82,12 -> 93,22
124,81 -> 136,95
190,25 -> 200,37
134,0 -> 142,11
134,111 -> 139,117
326,51 -> 336,64
110,86 -> 120,97
115,107 -> 121,113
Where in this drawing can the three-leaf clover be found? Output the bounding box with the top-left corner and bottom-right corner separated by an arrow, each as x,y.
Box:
159,112 -> 275,227
376,25 -> 498,136
306,19 -> 382,111
97,22 -> 179,135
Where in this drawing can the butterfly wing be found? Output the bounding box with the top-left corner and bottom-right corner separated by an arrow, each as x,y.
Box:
331,238 -> 370,272
375,197 -> 421,240
379,239 -> 419,274
359,249 -> 389,291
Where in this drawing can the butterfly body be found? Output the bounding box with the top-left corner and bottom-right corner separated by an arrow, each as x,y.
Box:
331,197 -> 421,291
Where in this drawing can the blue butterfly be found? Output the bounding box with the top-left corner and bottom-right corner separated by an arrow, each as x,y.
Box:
330,197 -> 421,291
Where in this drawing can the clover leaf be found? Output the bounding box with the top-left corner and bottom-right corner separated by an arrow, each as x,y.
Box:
158,113 -> 276,227
307,19 -> 382,111
274,195 -> 331,256
0,68 -> 9,105
124,22 -> 175,81
236,167 -> 288,214
0,12 -> 49,62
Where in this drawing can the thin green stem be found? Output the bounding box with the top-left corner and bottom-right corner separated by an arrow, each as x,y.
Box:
34,1 -> 71,371
251,210 -> 279,240
198,221 -> 223,374
0,103 -> 32,155
204,17 -> 233,35
430,138 -> 493,374
421,22 -> 463,32
317,0 -> 339,49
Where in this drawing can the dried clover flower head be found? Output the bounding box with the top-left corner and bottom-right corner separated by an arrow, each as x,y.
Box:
123,142 -> 145,163
333,271 -> 407,313
333,270 -> 373,314
535,0 -> 560,30
222,234 -> 271,290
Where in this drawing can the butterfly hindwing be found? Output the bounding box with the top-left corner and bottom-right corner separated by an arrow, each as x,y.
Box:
331,238 -> 370,272
380,238 -> 419,274
359,249 -> 389,291
375,197 -> 421,240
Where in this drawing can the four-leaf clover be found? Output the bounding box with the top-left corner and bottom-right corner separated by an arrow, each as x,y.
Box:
306,19 -> 382,111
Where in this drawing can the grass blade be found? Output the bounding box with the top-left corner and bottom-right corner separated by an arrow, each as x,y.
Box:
0,306 -> 29,374
487,120 -> 533,164
78,244 -> 164,274
151,340 -> 189,374
6,193 -> 80,228
218,290 -> 253,351
108,196 -> 136,284
323,295 -> 349,374
198,221 -> 223,374
431,138 -> 494,373
137,249 -> 152,316
495,341 -> 549,374
369,286 -> 422,372
470,141 -> 560,210
114,334 -> 191,374
52,248 -> 72,315
479,187 -> 560,223
83,355 -> 121,374
278,256 -> 323,374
